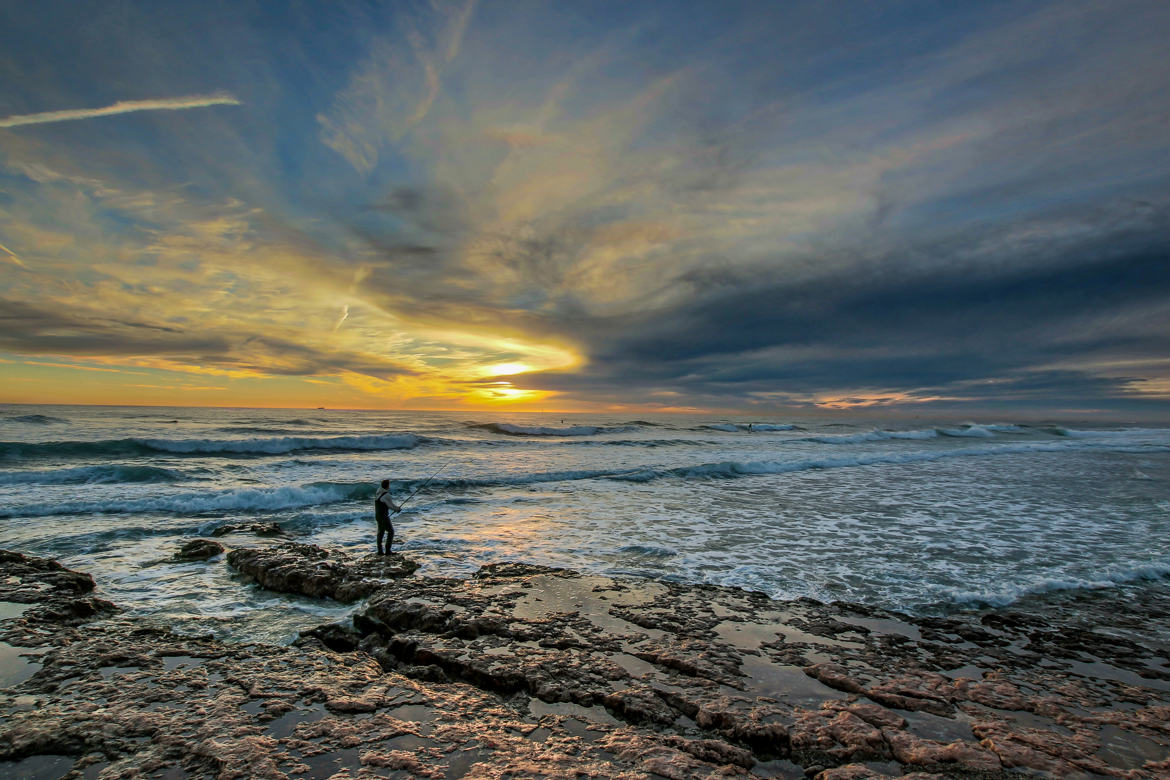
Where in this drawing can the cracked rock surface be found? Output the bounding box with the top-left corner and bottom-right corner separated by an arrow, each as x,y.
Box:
3,543 -> 1170,779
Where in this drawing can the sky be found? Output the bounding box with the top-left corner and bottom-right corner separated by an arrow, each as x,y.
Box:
1,0 -> 1169,416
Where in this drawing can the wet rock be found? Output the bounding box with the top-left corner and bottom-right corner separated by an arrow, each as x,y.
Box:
664,735 -> 754,768
296,623 -> 362,653
958,676 -> 1031,711
814,765 -> 894,779
209,521 -> 286,537
0,550 -> 99,600
0,550 -> 117,629
226,542 -> 419,602
1,549 -> 762,779
971,719 -> 1083,774
604,687 -> 678,725
174,538 -> 224,561
805,663 -> 866,695
790,709 -> 884,760
884,729 -> 1002,772
5,545 -> 1170,779
865,676 -> 954,717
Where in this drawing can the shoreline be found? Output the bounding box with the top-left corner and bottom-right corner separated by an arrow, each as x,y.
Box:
2,543 -> 1169,779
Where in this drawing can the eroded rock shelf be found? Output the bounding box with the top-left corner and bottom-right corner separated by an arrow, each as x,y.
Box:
2,543 -> 1169,779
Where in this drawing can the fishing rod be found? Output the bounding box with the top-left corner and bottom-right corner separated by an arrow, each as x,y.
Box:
393,459 -> 450,515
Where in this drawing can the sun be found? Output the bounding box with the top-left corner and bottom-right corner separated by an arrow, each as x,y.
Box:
483,362 -> 532,377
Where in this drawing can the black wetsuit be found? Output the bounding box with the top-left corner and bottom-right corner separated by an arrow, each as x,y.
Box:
375,488 -> 395,554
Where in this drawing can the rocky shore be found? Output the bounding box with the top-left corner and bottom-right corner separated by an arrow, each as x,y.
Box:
2,543 -> 1169,779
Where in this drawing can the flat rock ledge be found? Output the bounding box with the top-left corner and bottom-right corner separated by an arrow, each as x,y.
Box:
227,543 -> 420,602
2,545 -> 1169,780
211,522 -> 287,538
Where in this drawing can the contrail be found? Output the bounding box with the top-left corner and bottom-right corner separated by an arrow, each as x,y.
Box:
0,93 -> 242,129
0,241 -> 25,267
332,304 -> 350,332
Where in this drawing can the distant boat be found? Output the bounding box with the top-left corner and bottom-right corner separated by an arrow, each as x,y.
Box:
316,407 -> 326,410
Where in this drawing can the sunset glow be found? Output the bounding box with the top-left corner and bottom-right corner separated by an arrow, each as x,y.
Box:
2,1 -> 1169,415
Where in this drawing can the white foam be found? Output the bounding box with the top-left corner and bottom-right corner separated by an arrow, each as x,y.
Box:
942,561 -> 1170,608
937,424 -> 996,438
486,423 -> 604,436
0,482 -> 362,518
142,433 -> 422,454
810,428 -> 938,444
1056,427 -> 1170,444
656,441 -> 1091,481
700,422 -> 797,432
886,429 -> 939,439
0,465 -> 186,485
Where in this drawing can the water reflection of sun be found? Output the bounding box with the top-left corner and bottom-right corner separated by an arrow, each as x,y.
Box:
459,506 -> 562,549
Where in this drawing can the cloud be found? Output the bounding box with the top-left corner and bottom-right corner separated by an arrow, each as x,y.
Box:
317,0 -> 477,174
0,296 -> 419,384
0,93 -> 241,129
3,0 -> 1170,411
508,200 -> 1170,408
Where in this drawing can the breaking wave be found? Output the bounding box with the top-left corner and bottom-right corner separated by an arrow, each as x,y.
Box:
937,561 -> 1170,610
473,422 -> 631,437
214,426 -> 336,435
556,438 -> 712,448
606,440 -> 1156,483
938,424 -> 997,438
4,413 -> 67,424
0,465 -> 192,485
808,428 -> 940,444
699,423 -> 797,432
0,433 -> 425,460
0,481 -> 373,518
1053,427 -> 1170,443
11,438 -> 1162,519
805,423 -> 1087,445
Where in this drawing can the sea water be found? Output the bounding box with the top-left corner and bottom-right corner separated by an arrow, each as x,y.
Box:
1,405 -> 1168,643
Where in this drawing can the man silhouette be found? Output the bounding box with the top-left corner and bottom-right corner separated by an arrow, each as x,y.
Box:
374,479 -> 401,555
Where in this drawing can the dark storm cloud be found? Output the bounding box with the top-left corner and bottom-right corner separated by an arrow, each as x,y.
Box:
0,299 -> 231,356
517,202 -> 1170,407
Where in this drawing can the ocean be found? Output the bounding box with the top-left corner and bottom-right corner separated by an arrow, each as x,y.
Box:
1,404 -> 1168,644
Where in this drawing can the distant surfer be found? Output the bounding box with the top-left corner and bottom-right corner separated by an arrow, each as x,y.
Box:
374,479 -> 401,555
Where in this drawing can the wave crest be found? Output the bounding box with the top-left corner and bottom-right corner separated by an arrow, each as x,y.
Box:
4,413 -> 67,424
0,464 -> 190,485
699,423 -> 797,432
938,562 -> 1170,609
474,423 -> 622,437
0,433 -> 424,460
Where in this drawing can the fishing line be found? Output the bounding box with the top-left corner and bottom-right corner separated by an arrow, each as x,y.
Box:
393,459 -> 451,514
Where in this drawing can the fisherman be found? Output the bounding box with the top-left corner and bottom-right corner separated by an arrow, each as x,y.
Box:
374,479 -> 401,555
